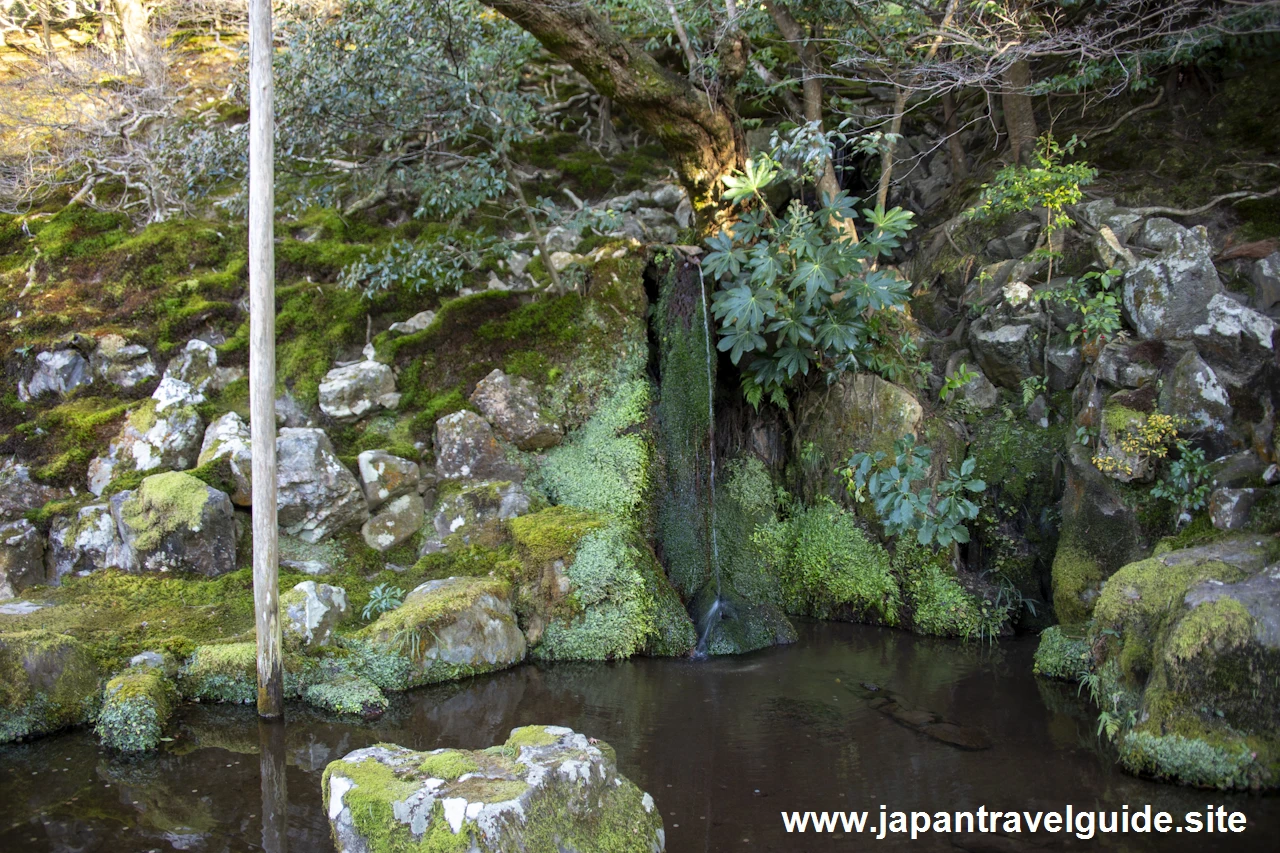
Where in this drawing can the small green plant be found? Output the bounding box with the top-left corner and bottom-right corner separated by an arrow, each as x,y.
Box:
1036,268 -> 1124,353
1151,439 -> 1212,524
940,363 -> 978,402
844,434 -> 987,548
1020,375 -> 1047,407
362,584 -> 405,620
1075,425 -> 1095,446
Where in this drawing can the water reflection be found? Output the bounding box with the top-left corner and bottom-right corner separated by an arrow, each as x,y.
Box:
1,622 -> 1277,851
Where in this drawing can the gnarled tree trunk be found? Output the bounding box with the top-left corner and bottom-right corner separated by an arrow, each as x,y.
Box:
480,0 -> 743,232
1002,59 -> 1038,164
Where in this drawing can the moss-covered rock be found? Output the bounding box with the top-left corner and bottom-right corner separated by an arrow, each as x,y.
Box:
0,629 -> 101,742
511,508 -> 693,660
1090,535 -> 1280,789
1033,626 -> 1092,681
95,663 -> 178,752
302,670 -> 388,719
323,725 -> 665,853
112,471 -> 237,576
354,576 -> 526,691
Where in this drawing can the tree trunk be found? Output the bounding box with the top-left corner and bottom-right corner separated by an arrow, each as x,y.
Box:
1002,60 -> 1038,164
942,91 -> 968,181
481,0 -> 742,231
876,84 -> 908,210
764,1 -> 840,203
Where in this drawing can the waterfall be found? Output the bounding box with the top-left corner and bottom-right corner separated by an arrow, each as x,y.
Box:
696,263 -> 720,599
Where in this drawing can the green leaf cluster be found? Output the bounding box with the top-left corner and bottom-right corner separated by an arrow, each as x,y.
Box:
703,149 -> 915,407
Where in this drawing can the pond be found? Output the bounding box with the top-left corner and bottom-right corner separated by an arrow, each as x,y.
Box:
2,622 -> 1277,852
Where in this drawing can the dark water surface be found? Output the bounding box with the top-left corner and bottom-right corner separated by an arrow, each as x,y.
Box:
2,622 -> 1277,852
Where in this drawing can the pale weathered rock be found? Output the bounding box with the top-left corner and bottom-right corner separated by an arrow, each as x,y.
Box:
1095,404 -> 1155,483
282,581 -> 347,647
1123,246 -> 1223,340
46,503 -> 128,581
25,350 -> 91,399
1077,198 -> 1144,243
361,494 -> 425,552
277,428 -> 369,543
422,481 -> 531,555
1251,252 -> 1280,316
1209,488 -> 1261,531
388,310 -> 437,335
0,460 -> 64,523
87,401 -> 204,496
357,576 -> 527,689
324,726 -> 664,853
318,360 -> 399,423
1159,350 -> 1234,445
1133,218 -> 1212,255
92,335 -> 157,389
198,412 -> 253,505
1192,293 -> 1278,387
469,369 -> 562,450
356,450 -> 420,511
434,411 -> 523,482
0,519 -> 47,601
111,472 -> 238,576
150,376 -> 205,411
970,322 -> 1043,389
163,339 -> 240,396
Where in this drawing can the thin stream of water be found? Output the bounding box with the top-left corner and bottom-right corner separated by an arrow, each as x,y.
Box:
695,262 -> 720,599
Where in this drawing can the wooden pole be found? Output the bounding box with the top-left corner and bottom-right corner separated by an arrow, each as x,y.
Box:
249,0 -> 282,718
258,717 -> 289,853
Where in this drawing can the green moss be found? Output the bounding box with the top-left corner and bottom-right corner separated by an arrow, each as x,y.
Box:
1033,626 -> 1092,681
755,500 -> 901,624
1166,598 -> 1254,663
177,642 -> 258,704
509,505 -> 604,565
418,750 -> 480,780
539,380 -> 651,521
0,630 -> 101,743
1051,537 -> 1104,626
15,396 -> 133,484
897,541 -> 1008,641
505,725 -> 560,752
1119,731 -> 1260,790
95,665 -> 178,752
118,471 -> 212,551
303,674 -> 389,717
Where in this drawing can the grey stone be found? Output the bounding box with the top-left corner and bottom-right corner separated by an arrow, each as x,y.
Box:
970,322 -> 1043,389
0,460 -> 64,523
282,581 -> 347,647
318,360 -> 399,423
323,726 -> 664,853
1093,341 -> 1159,389
198,412 -> 253,506
423,481 -> 530,555
357,450 -> 420,511
1209,451 -> 1268,489
163,339 -> 240,396
469,369 -> 562,451
277,428 -> 369,543
434,411 -> 523,482
1159,350 -> 1234,446
1133,218 -> 1211,255
25,350 -> 91,399
1209,488 -> 1261,531
47,503 -> 128,581
943,352 -> 997,409
1123,245 -> 1223,340
111,472 -> 237,576
1251,252 -> 1280,316
87,401 -> 204,496
1046,342 -> 1084,392
0,600 -> 45,615
0,518 -> 47,601
388,310 -> 437,335
1077,199 -> 1143,243
92,335 -> 157,389
130,651 -> 166,670
1191,293 -> 1278,387
1266,464 -> 1280,486
361,494 -> 426,552
1185,563 -> 1280,650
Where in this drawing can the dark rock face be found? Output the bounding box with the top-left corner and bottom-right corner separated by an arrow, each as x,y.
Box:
0,519 -> 47,601
434,410 -> 523,482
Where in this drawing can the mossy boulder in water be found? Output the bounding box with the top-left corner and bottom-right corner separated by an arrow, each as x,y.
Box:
355,576 -> 526,690
1090,535 -> 1280,789
95,661 -> 178,752
0,629 -> 101,743
322,725 -> 665,853
1033,626 -> 1092,681
112,471 -> 237,577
